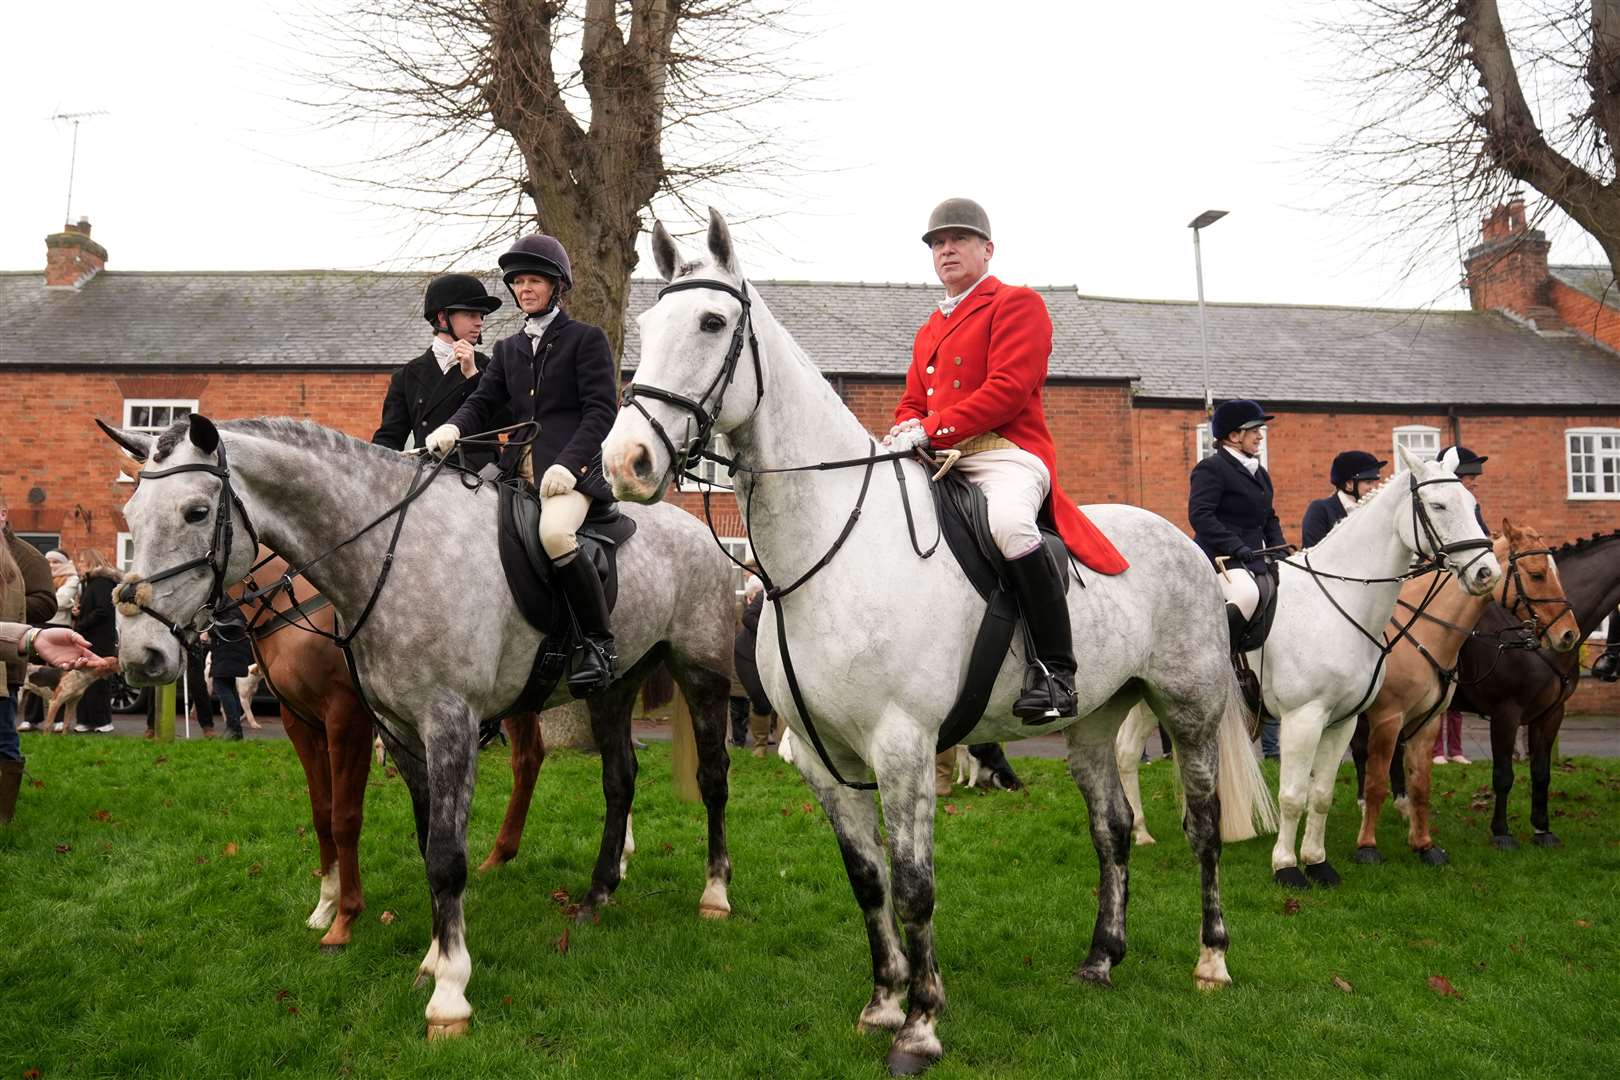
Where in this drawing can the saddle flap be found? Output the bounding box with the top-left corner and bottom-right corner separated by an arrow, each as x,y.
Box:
935,470 -> 1069,601
497,480 -> 630,636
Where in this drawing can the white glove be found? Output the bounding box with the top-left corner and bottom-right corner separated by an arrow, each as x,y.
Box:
426,423 -> 460,456
883,417 -> 922,446
541,463 -> 578,498
888,425 -> 931,453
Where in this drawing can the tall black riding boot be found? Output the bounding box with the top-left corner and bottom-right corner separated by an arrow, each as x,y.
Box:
1005,547 -> 1078,722
556,551 -> 618,698
1593,613 -> 1620,682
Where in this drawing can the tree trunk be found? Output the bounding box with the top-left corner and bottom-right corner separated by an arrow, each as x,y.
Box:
541,699 -> 596,752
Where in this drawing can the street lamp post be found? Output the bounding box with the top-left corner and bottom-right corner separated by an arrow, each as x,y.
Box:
1189,210 -> 1228,417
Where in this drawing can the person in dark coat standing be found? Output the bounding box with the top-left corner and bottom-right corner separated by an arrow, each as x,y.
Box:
1430,444 -> 1492,765
70,549 -> 120,733
1189,399 -> 1286,759
1301,450 -> 1386,548
373,274 -> 509,472
733,577 -> 775,756
209,610 -> 255,740
429,234 -> 620,695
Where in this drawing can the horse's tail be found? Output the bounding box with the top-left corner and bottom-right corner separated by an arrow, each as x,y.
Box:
1215,676 -> 1278,842
669,690 -> 702,804
642,664 -> 676,712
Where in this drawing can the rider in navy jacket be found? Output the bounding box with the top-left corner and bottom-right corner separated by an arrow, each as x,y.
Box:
1301,450 -> 1386,548
1188,400 -> 1286,574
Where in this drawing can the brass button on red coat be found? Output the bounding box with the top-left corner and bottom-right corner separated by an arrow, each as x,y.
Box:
925,365 -> 934,374
926,388 -> 934,396
954,357 -> 963,366
952,379 -> 961,389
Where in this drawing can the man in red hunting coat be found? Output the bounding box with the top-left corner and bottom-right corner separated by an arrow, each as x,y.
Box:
884,198 -> 1128,722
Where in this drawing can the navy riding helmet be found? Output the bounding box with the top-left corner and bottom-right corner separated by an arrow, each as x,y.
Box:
1211,399 -> 1274,442
1330,450 -> 1386,487
1437,445 -> 1488,475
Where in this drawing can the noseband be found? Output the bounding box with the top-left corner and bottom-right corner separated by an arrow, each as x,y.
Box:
115,440 -> 259,650
1499,543 -> 1574,642
620,278 -> 763,477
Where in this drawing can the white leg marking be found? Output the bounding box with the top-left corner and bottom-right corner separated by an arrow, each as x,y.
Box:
412,936 -> 440,990
306,861 -> 340,929
424,937 -> 472,1036
619,811 -> 635,880
1194,943 -> 1232,989
698,875 -> 731,919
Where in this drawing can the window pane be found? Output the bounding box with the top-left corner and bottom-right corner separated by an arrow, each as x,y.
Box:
130,405 -> 150,428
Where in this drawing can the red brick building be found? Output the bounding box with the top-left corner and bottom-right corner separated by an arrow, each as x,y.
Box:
4,204 -> 1618,709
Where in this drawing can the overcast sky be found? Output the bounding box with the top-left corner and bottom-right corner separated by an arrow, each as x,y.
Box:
6,1 -> 1609,312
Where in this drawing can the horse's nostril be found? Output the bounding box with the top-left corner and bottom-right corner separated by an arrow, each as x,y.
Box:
631,445 -> 653,480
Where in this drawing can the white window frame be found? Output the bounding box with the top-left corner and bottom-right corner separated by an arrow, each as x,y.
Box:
1392,424 -> 1441,465
116,532 -> 135,571
677,432 -> 735,491
117,398 -> 199,482
718,536 -> 753,597
1565,427 -> 1620,500
1196,422 -> 1268,468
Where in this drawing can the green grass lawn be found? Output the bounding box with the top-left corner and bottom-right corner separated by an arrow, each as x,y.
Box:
1,737 -> 1616,1079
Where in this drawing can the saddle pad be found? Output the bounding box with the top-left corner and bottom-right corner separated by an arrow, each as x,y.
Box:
497,480 -> 636,636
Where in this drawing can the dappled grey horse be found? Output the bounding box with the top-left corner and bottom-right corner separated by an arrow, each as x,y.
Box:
603,210 -> 1277,1075
103,415 -> 737,1039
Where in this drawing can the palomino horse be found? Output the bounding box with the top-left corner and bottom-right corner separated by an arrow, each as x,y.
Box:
1352,524 -> 1579,864
228,553 -> 547,951
103,415 -> 737,1040
603,211 -> 1276,1075
1115,452 -> 1501,884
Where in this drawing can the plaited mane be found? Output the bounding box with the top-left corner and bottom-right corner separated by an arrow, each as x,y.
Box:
1555,528 -> 1620,557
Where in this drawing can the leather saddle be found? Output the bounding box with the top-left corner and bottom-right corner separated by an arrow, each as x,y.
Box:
928,470 -> 1073,752
1224,562 -> 1280,726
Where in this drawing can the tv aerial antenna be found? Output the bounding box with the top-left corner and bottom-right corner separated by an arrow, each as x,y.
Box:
50,110 -> 108,225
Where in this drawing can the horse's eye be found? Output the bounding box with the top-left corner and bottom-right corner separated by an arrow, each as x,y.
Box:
1528,571 -> 1545,581
183,506 -> 210,525
700,313 -> 726,333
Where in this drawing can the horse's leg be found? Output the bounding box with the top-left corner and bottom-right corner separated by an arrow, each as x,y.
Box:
1488,706 -> 1523,848
1350,713 -> 1370,810
791,738 -> 907,1035
872,712 -> 946,1075
419,692 -> 478,1040
382,730 -> 438,989
321,693 -> 373,949
578,680 -> 641,921
1390,731 -> 1410,819
670,658 -> 733,919
1114,701 -> 1158,845
1063,704 -> 1134,988
479,712 -> 545,872
1352,708 -> 1399,863
1156,693 -> 1233,990
1299,714 -> 1358,886
1528,706 -> 1563,847
1271,705 -> 1327,888
1404,712 -> 1446,864
282,708 -> 340,933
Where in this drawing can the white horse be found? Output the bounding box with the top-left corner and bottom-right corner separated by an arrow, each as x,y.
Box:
1116,450 -> 1500,885
603,210 -> 1276,1075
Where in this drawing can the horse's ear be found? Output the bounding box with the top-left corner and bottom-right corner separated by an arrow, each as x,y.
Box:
706,207 -> 736,275
188,413 -> 220,456
95,418 -> 153,463
1501,517 -> 1517,541
652,220 -> 681,282
1394,442 -> 1422,475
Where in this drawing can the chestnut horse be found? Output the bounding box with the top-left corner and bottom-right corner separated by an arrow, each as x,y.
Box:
234,554 -> 546,950
1351,524 -> 1579,866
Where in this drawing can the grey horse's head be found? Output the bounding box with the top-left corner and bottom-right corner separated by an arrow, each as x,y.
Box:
97,413 -> 260,686
1392,442 -> 1501,596
604,208 -> 760,503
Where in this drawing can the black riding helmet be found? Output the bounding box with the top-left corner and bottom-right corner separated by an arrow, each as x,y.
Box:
423,273 -> 502,325
499,234 -> 573,317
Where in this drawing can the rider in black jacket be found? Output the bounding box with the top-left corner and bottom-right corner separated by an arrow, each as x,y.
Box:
1301,450 -> 1385,548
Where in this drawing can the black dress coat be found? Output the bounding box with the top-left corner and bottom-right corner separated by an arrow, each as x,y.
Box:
209,617 -> 255,680
73,567 -> 119,656
1188,450 -> 1286,570
447,312 -> 617,503
372,347 -> 509,472
733,591 -> 771,716
1301,493 -> 1349,548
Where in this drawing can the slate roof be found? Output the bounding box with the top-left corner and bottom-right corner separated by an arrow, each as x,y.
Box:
4,268 -> 1618,407
1549,264 -> 1620,308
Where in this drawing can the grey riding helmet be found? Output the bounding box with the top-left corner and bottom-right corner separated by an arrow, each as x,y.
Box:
922,198 -> 992,245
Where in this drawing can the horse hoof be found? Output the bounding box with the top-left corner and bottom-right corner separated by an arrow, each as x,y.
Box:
1273,866 -> 1311,890
1491,834 -> 1519,851
1072,965 -> 1113,989
1194,973 -> 1231,992
1416,846 -> 1449,867
426,1019 -> 469,1041
1351,846 -> 1384,865
1304,861 -> 1341,888
698,903 -> 731,921
1531,831 -> 1563,848
1134,833 -> 1157,847
886,1045 -> 940,1076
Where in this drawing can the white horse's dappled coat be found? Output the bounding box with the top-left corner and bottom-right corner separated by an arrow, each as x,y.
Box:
602,211 -> 1276,1074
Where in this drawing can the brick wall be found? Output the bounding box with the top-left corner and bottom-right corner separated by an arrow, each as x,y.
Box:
1548,277 -> 1620,351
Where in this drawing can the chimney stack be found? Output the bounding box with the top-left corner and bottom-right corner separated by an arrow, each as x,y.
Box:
1462,196 -> 1550,316
45,217 -> 108,288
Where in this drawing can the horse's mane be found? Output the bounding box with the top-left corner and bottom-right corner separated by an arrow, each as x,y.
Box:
1553,527 -> 1620,557
1316,473 -> 1396,543
152,416 -> 414,471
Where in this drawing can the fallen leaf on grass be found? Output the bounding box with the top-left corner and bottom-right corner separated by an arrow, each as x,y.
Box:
502,996 -> 514,1006
1441,789 -> 1455,799
385,766 -> 398,779
554,928 -> 570,955
550,888 -> 572,906
659,841 -> 674,854
379,911 -> 397,925
222,842 -> 240,857
1575,919 -> 1593,929
286,1006 -> 300,1016
1283,898 -> 1301,915
247,863 -> 263,877
1469,798 -> 1490,811
54,844 -> 71,855
195,856 -> 208,865
801,803 -> 814,815
91,809 -> 112,823
275,989 -> 292,1001
152,756 -> 168,765
943,804 -> 959,816
1023,955 -> 1033,968
1332,975 -> 1353,994
28,779 -> 44,790
23,1068 -> 42,1079
1427,975 -> 1460,998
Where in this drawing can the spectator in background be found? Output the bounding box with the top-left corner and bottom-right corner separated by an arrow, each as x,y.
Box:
71,548 -> 120,734
1432,445 -> 1489,765
18,549 -> 79,732
3,491 -> 59,813
209,609 -> 254,740
2,621 -> 110,825
733,575 -> 776,759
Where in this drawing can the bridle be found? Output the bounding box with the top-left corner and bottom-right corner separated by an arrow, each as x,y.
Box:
619,278 -> 763,476
114,439 -> 259,650
1406,473 -> 1495,574
1496,543 -> 1574,641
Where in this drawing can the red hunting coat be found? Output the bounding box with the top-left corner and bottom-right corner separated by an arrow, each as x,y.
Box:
895,276 -> 1129,575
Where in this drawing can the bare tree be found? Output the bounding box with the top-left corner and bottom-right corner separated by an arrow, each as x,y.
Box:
301,0 -> 805,356
1323,1 -> 1620,286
